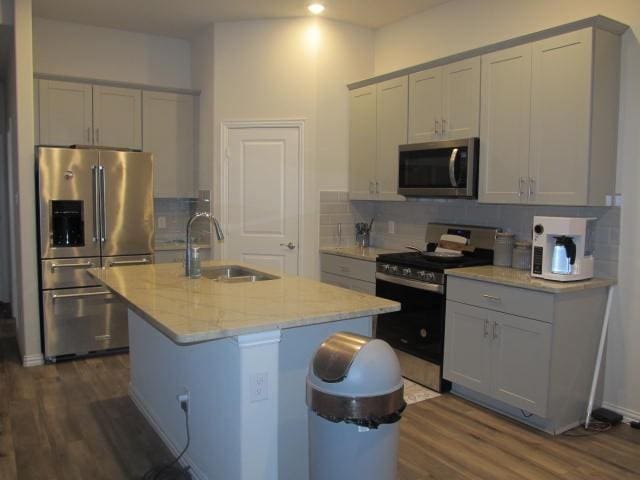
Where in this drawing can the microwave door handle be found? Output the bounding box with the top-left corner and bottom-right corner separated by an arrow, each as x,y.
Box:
449,148 -> 459,187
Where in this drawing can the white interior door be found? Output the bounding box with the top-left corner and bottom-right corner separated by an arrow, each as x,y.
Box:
225,125 -> 300,275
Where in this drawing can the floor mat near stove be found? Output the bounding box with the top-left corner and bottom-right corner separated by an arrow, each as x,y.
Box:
403,377 -> 441,405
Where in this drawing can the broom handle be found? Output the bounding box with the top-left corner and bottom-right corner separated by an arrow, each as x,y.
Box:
585,286 -> 614,429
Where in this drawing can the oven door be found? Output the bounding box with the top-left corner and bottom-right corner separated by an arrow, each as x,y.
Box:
375,274 -> 445,364
398,138 -> 478,198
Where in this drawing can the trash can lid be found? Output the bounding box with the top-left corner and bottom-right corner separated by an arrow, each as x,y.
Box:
308,332 -> 403,397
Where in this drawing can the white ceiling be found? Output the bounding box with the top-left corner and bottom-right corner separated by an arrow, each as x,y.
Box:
32,0 -> 452,39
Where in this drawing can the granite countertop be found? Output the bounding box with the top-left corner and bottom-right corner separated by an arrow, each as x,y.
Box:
445,265 -> 616,294
320,246 -> 404,262
155,241 -> 211,251
88,261 -> 400,344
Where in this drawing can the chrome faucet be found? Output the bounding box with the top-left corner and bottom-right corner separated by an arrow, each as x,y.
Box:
185,212 -> 224,277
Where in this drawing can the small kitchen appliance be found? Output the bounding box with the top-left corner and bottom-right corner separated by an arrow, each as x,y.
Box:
531,216 -> 595,282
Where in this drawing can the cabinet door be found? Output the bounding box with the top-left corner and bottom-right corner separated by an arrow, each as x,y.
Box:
442,57 -> 480,139
478,45 -> 532,204
142,91 -> 196,198
490,311 -> 551,417
93,85 -> 142,150
376,76 -> 408,201
528,28 -> 592,205
408,67 -> 442,143
443,301 -> 492,394
38,79 -> 93,146
348,85 -> 376,200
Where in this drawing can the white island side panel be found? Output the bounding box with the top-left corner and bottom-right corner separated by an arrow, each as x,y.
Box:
128,309 -> 371,480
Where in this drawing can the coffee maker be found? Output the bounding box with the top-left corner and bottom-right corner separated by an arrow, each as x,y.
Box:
531,216 -> 595,282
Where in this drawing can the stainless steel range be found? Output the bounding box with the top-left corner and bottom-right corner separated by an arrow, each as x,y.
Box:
375,223 -> 498,392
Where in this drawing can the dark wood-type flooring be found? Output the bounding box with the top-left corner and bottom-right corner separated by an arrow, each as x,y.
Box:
1,316 -> 639,479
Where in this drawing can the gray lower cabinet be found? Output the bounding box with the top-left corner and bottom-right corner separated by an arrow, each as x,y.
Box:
444,276 -> 608,434
320,253 -> 376,295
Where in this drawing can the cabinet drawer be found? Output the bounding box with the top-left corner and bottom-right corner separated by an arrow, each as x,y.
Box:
321,272 -> 352,290
446,276 -> 554,322
41,257 -> 101,289
350,278 -> 376,295
320,253 -> 376,283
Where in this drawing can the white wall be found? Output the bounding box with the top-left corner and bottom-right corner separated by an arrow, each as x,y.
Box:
209,18 -> 374,278
7,0 -> 39,364
374,0 -> 640,419
0,85 -> 11,304
32,17 -> 192,89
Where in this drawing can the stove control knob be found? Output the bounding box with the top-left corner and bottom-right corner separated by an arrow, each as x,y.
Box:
402,268 -> 412,276
426,272 -> 435,282
380,264 -> 390,272
389,265 -> 399,274
417,270 -> 427,279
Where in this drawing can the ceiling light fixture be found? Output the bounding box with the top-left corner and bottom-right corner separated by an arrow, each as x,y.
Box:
307,3 -> 325,15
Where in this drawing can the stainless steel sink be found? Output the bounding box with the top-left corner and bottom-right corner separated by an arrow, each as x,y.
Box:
201,265 -> 279,283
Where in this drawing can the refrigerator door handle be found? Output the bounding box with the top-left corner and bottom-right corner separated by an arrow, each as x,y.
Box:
99,165 -> 107,242
91,166 -> 100,242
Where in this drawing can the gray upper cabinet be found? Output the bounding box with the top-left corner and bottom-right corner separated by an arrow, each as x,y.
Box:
38,79 -> 93,146
93,85 -> 142,150
37,80 -> 141,150
348,79 -> 407,202
142,91 -> 196,198
478,45 -> 532,204
376,77 -> 408,201
408,57 -> 480,143
480,27 -> 621,206
348,85 -> 377,200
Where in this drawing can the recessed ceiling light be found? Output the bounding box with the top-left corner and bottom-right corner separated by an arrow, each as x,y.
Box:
307,3 -> 325,15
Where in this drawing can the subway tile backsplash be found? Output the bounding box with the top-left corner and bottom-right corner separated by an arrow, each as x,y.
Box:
319,192 -> 620,278
154,197 -> 211,245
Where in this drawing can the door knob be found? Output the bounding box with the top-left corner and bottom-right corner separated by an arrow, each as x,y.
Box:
280,242 -> 296,250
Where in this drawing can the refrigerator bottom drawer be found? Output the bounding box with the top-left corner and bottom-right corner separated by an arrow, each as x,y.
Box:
42,287 -> 129,359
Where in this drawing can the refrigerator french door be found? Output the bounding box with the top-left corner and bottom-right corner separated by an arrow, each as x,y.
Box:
37,147 -> 154,361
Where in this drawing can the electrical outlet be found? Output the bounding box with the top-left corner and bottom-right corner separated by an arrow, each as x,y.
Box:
157,216 -> 167,229
177,391 -> 190,413
388,221 -> 395,234
251,372 -> 268,403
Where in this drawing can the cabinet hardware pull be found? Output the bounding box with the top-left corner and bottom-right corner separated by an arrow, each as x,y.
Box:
529,177 -> 536,197
375,181 -> 380,194
95,334 -> 112,341
492,321 -> 499,339
518,177 -> 527,198
50,262 -> 93,273
484,319 -> 490,338
435,119 -> 440,135
482,294 -> 501,302
442,118 -> 447,134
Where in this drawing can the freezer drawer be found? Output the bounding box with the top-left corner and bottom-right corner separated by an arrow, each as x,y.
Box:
41,257 -> 101,289
42,286 -> 128,359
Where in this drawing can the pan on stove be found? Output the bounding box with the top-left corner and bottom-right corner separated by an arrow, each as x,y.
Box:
405,245 -> 464,261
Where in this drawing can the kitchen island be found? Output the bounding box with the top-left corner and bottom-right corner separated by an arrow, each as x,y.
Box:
89,261 -> 399,480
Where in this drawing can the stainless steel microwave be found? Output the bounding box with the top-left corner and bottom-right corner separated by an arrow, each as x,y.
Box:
398,138 -> 479,198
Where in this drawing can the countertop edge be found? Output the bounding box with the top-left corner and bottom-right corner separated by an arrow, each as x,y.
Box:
445,267 -> 616,294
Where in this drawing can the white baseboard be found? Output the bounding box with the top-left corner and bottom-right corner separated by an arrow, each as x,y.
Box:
129,384 -> 207,480
602,401 -> 640,422
22,353 -> 44,367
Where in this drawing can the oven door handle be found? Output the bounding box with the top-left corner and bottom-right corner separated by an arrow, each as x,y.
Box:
449,148 -> 459,187
376,272 -> 444,294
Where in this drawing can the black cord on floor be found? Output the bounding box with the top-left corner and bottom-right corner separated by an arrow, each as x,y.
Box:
142,406 -> 192,480
562,417 -> 612,437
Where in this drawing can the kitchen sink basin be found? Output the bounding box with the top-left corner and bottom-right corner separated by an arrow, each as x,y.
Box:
201,265 -> 279,283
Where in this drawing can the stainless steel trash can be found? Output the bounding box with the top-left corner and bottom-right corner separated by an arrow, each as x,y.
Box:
306,332 -> 405,480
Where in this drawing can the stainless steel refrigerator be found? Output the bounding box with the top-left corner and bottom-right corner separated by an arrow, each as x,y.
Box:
37,146 -> 154,361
